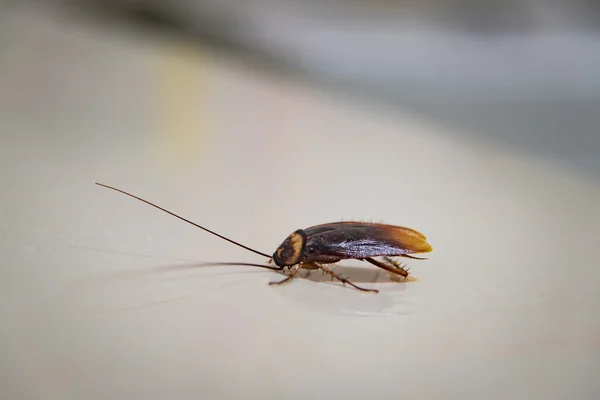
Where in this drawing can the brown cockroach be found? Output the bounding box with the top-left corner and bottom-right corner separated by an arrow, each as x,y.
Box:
95,183 -> 432,293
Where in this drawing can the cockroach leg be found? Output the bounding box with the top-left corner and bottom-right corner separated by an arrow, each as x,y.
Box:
365,257 -> 410,278
384,256 -> 410,272
268,264 -> 301,286
316,263 -> 379,293
400,254 -> 428,260
384,257 -> 411,276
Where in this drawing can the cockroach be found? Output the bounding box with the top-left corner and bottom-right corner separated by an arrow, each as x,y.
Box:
95,183 -> 433,293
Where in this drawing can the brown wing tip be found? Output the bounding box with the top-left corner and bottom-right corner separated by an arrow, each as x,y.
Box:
407,245 -> 433,260
404,228 -> 432,252
389,227 -> 433,254
420,242 -> 433,253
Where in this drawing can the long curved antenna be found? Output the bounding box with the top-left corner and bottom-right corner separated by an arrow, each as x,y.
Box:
95,183 -> 272,259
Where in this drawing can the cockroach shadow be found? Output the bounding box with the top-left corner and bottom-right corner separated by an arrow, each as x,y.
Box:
95,183 -> 433,294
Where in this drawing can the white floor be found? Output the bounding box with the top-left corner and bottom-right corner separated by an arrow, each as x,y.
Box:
1,6 -> 599,400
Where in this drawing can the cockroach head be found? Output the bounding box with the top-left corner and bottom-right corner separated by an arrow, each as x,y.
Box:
272,229 -> 307,267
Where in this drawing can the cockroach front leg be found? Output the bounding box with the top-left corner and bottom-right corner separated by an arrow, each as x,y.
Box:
316,263 -> 379,293
268,264 -> 301,286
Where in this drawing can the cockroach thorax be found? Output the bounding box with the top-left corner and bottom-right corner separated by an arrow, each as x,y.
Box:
272,229 -> 307,267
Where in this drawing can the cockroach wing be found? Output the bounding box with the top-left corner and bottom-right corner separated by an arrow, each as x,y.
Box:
303,221 -> 432,261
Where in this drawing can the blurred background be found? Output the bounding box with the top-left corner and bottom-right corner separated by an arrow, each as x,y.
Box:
5,0 -> 599,173
1,1 -> 599,399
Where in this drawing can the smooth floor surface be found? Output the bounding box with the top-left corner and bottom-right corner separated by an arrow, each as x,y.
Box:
1,7 -> 600,400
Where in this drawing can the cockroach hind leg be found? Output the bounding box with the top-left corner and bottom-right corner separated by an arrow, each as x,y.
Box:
400,254 -> 428,260
384,256 -> 411,274
316,263 -> 379,293
365,257 -> 411,281
268,265 -> 300,286
384,258 -> 417,282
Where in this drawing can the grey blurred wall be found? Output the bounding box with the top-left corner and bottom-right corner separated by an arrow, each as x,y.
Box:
9,0 -> 600,178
